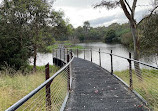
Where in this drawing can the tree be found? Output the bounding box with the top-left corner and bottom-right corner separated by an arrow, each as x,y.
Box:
28,0 -> 50,72
95,0 -> 158,79
140,14 -> 158,55
0,0 -> 69,72
105,29 -> 116,43
83,21 -> 90,33
0,0 -> 32,70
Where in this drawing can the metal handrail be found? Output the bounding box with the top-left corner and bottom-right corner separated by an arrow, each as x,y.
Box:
66,48 -> 158,70
6,52 -> 75,111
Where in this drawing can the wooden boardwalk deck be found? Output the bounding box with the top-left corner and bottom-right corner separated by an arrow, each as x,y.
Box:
64,58 -> 148,111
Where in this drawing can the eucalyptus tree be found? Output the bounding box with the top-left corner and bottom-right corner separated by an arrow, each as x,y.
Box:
140,14 -> 158,57
95,0 -> 158,79
27,0 -> 50,72
0,0 -> 32,70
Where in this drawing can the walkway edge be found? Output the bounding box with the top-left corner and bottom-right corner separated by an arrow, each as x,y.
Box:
88,59 -> 148,106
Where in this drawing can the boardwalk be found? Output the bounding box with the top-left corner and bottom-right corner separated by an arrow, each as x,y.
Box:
64,58 -> 147,111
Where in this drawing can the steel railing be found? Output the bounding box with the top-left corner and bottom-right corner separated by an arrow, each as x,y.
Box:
66,48 -> 158,110
6,49 -> 74,111
5,47 -> 158,110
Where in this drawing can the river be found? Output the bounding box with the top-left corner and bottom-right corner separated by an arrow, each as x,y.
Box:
29,42 -> 158,71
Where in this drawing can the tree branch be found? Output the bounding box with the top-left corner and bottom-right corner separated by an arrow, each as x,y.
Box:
137,5 -> 158,26
132,0 -> 137,18
94,1 -> 120,10
124,0 -> 132,13
120,0 -> 132,21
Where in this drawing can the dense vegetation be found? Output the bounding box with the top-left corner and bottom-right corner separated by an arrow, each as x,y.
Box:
74,21 -> 131,43
0,0 -> 72,71
73,21 -> 133,45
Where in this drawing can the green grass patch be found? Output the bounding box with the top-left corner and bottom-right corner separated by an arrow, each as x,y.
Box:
44,41 -> 83,53
114,69 -> 158,110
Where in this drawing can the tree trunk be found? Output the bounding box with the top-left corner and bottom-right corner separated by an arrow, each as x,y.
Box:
33,45 -> 37,72
130,23 -> 142,80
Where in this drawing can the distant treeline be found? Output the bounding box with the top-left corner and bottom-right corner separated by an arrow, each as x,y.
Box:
73,22 -> 133,46
73,17 -> 158,55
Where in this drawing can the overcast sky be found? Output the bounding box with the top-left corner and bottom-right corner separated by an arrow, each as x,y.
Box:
0,0 -> 155,27
53,0 -> 154,27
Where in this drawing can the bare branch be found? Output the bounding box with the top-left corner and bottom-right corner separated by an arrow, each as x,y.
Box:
137,5 -> 158,26
94,0 -> 120,10
124,0 -> 132,13
120,0 -> 132,21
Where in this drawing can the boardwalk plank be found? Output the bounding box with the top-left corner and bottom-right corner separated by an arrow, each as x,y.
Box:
64,58 -> 148,111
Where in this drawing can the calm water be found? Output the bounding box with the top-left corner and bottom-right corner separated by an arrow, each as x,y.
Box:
30,42 -> 157,71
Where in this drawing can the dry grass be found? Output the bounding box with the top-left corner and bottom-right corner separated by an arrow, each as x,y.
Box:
115,69 -> 158,111
0,66 -> 59,111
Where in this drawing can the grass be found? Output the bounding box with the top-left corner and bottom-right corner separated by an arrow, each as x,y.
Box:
0,65 -> 63,111
114,69 -> 158,111
44,41 -> 83,53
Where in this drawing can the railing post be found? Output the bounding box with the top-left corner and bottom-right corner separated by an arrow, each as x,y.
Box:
128,52 -> 133,90
45,63 -> 52,111
99,48 -> 101,66
84,48 -> 85,60
60,48 -> 61,59
91,48 -> 92,62
110,50 -> 113,75
70,49 -> 73,59
67,54 -> 70,91
64,48 -> 65,61
52,49 -> 54,58
56,49 -> 57,58
77,48 -> 78,58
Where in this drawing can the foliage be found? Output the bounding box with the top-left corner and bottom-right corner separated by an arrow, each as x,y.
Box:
104,29 -> 116,43
0,0 -> 71,71
0,0 -> 32,70
140,14 -> 158,55
121,32 -> 133,47
74,22 -> 131,44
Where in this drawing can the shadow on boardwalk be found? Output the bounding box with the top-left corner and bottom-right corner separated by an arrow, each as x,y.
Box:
64,58 -> 148,111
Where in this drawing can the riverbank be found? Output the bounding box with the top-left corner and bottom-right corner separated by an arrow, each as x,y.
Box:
39,41 -> 83,53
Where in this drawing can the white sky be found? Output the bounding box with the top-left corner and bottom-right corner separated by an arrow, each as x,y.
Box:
53,0 -> 155,27
0,0 -> 155,28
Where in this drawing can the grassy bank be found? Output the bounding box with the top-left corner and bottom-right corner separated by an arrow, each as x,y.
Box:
114,69 -> 158,110
0,65 -> 59,110
40,41 -> 83,53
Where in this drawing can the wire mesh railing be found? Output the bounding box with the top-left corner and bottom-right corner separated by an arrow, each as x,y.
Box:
6,49 -> 74,111
67,48 -> 158,110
